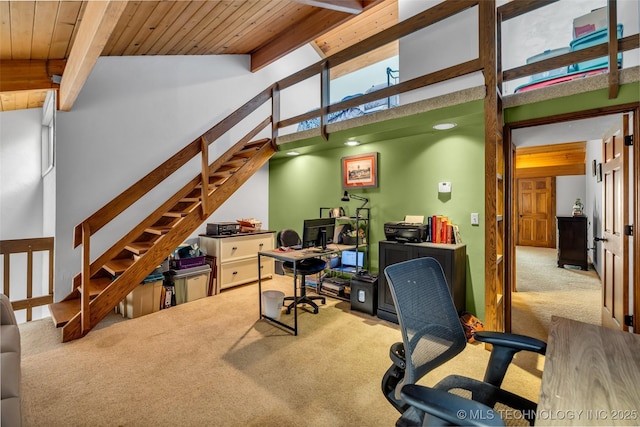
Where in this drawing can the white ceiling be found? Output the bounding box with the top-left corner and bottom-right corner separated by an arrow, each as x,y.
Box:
512,114 -> 622,147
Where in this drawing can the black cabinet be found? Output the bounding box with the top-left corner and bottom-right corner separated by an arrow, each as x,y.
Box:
378,241 -> 466,323
557,216 -> 588,270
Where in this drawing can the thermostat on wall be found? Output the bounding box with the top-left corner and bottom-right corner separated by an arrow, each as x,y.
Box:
438,182 -> 452,193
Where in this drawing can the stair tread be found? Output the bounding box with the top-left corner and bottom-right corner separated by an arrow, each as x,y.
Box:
145,225 -> 173,235
49,299 -> 80,327
126,241 -> 155,254
164,210 -> 190,218
104,258 -> 135,275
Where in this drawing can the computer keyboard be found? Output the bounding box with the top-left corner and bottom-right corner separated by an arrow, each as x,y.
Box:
308,248 -> 330,254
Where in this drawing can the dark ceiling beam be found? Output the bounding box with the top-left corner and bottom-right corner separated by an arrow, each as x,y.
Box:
291,0 -> 364,14
0,60 -> 65,92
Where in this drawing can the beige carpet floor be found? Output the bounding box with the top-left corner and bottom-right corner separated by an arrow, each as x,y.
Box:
18,274 -> 544,427
512,245 -> 601,342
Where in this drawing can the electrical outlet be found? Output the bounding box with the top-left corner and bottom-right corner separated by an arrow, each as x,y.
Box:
471,213 -> 479,225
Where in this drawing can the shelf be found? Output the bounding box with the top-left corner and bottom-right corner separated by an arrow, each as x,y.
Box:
496,254 -> 503,265
496,215 -> 503,222
496,173 -> 503,181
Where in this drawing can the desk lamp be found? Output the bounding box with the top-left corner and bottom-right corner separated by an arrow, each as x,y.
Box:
341,191 -> 369,209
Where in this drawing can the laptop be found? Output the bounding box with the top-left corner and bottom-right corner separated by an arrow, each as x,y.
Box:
333,250 -> 364,273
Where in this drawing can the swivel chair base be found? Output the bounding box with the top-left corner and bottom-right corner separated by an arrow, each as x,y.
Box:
284,293 -> 326,314
282,258 -> 327,315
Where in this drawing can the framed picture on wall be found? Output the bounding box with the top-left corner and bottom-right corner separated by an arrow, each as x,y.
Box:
596,163 -> 602,182
592,159 -> 597,176
342,152 -> 378,189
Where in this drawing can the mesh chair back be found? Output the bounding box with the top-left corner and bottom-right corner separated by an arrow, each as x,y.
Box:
277,229 -> 301,248
384,257 -> 467,385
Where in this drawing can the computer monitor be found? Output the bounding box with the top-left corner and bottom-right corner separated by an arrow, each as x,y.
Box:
302,218 -> 336,249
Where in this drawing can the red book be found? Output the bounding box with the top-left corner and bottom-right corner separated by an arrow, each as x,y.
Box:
431,215 -> 437,244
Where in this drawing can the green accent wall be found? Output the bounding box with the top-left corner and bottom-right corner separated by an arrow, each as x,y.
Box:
268,80 -> 639,321
269,106 -> 487,317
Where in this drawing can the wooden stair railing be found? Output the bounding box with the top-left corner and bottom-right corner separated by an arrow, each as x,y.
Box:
47,0 -> 639,342
1,237 -> 55,321
49,86 -> 278,342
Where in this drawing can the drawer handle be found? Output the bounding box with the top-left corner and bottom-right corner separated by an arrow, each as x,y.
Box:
232,271 -> 238,275
259,243 -> 264,247
232,246 -> 238,251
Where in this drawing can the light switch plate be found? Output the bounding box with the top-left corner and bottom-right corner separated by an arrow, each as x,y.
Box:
471,213 -> 479,225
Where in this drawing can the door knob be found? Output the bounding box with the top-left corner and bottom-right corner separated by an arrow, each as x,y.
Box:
594,236 -> 607,242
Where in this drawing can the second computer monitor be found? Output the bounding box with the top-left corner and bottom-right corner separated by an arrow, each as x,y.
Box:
302,218 -> 336,249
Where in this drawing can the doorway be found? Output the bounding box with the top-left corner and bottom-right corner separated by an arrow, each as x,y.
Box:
507,109 -> 638,338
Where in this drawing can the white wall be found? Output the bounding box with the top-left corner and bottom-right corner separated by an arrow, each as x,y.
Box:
52,47 -> 319,298
586,139 -> 604,275
556,175 -> 586,217
0,46 -> 316,300
398,0 -> 483,103
0,108 -> 49,321
0,109 -> 44,240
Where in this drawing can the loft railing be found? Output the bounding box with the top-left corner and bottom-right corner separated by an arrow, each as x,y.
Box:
0,237 -> 54,321
498,0 -> 639,98
70,0 -> 637,322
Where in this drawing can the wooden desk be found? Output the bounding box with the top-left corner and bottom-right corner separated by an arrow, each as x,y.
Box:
257,244 -> 354,335
538,316 -> 640,425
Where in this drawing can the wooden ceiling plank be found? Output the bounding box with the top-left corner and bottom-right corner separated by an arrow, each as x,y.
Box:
48,1 -> 83,59
204,0 -> 292,55
292,0 -> 363,14
218,1 -> 293,54
160,1 -> 223,55
250,8 -> 353,72
105,2 -> 157,56
58,1 -> 128,111
145,2 -> 211,56
516,141 -> 586,155
27,89 -> 47,108
122,1 -> 176,56
102,1 -> 138,55
191,0 -> 271,55
172,0 -> 241,55
129,1 -> 190,56
31,1 -> 59,59
1,93 -> 17,111
14,90 -> 29,110
0,2 -> 12,59
64,1 -> 88,59
9,1 -> 35,59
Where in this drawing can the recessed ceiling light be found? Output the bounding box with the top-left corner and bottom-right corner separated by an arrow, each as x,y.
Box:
345,140 -> 360,146
286,151 -> 300,156
433,123 -> 457,130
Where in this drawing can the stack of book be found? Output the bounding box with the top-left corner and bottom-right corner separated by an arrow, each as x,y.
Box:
427,215 -> 462,244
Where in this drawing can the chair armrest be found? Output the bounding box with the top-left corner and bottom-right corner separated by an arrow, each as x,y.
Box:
474,331 -> 546,387
400,384 -> 506,427
474,331 -> 546,355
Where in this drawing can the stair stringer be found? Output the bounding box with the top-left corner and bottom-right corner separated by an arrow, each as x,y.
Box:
60,141 -> 276,342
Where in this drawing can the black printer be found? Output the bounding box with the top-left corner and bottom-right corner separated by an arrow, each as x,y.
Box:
206,222 -> 240,235
384,222 -> 427,243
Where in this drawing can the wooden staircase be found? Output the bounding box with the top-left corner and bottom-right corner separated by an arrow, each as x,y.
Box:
49,88 -> 278,342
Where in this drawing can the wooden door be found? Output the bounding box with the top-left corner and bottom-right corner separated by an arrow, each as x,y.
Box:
517,177 -> 555,248
601,115 -> 629,331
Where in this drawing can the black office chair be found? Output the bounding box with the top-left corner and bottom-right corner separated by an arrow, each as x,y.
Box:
381,257 -> 547,427
276,229 -> 326,314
